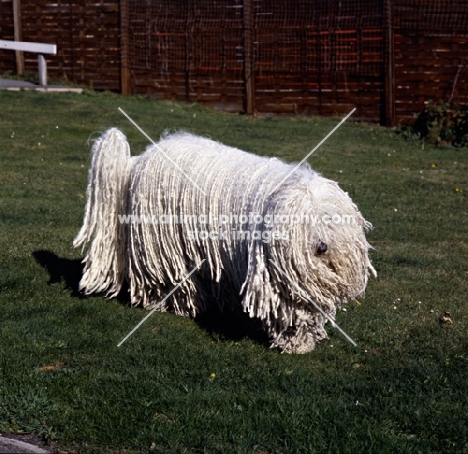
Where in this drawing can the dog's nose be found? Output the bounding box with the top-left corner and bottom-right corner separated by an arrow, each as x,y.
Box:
316,241 -> 328,255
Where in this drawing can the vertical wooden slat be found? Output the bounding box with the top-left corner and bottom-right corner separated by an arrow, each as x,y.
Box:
318,29 -> 323,115
12,0 -> 24,75
383,0 -> 395,127
243,0 -> 255,115
184,2 -> 192,103
120,0 -> 130,94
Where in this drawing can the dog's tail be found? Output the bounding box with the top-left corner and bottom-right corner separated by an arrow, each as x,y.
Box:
73,128 -> 133,297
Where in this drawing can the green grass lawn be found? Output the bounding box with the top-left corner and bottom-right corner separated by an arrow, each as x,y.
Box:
0,89 -> 467,453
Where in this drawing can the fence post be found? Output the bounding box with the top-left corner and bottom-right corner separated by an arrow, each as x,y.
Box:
12,0 -> 24,75
383,0 -> 395,127
120,0 -> 130,94
243,0 -> 255,114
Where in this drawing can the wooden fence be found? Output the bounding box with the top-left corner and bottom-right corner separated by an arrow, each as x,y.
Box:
1,0 -> 468,125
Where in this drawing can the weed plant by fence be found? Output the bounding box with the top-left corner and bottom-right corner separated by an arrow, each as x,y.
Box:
1,0 -> 468,124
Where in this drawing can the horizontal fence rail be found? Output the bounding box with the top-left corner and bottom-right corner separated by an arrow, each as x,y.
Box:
1,0 -> 468,124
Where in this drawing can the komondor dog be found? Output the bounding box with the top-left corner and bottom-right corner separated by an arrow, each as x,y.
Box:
74,128 -> 375,353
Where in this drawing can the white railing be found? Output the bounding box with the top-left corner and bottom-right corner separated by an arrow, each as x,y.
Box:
0,39 -> 57,86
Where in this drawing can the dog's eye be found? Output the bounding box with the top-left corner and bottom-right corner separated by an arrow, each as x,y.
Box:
316,241 -> 328,255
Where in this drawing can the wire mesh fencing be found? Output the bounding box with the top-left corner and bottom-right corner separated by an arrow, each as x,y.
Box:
1,0 -> 468,123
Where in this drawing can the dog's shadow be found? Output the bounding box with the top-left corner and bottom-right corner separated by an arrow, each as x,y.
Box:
33,250 -> 85,298
195,307 -> 269,346
33,250 -> 131,304
33,250 -> 269,347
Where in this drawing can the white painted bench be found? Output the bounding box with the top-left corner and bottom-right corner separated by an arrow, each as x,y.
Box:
0,39 -> 57,86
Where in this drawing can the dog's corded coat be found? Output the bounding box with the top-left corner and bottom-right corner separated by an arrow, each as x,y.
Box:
74,128 -> 375,353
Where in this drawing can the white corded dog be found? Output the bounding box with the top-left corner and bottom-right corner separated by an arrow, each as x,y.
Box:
74,128 -> 375,353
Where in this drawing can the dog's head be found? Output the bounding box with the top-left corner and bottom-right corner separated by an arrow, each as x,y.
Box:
265,169 -> 375,307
